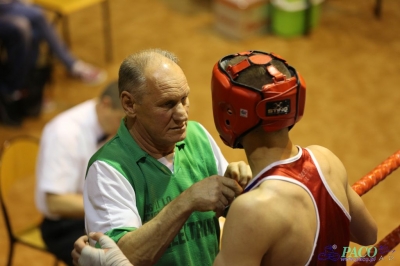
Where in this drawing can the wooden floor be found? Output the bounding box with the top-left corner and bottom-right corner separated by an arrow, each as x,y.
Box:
1,0 -> 399,265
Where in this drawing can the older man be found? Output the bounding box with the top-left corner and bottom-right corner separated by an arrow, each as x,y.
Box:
82,49 -> 250,266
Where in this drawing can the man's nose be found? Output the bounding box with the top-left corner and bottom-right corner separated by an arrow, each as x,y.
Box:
174,102 -> 188,121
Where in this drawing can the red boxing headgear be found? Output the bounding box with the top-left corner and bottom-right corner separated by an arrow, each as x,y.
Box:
211,51 -> 306,148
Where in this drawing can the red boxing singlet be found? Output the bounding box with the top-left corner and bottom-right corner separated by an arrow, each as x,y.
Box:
244,147 -> 350,265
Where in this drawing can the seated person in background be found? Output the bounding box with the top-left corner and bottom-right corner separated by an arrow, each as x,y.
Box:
72,50 -> 377,266
35,80 -> 124,266
82,48 -> 251,266
0,14 -> 33,99
0,0 -> 106,84
0,14 -> 36,126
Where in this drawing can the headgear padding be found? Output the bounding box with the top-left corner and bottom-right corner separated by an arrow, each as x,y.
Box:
211,51 -> 306,148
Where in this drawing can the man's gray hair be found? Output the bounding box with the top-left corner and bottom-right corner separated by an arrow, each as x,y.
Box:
118,49 -> 179,102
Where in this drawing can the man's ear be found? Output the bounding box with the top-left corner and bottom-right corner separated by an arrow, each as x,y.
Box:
121,91 -> 135,116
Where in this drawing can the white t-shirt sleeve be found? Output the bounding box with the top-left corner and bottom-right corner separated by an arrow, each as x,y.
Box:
37,127 -> 84,194
84,161 -> 142,245
198,124 -> 228,176
35,124 -> 88,218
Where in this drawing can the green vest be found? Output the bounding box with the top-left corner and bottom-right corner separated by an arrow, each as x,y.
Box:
87,120 -> 220,266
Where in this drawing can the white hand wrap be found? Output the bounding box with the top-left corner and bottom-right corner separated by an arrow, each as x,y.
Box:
78,235 -> 133,266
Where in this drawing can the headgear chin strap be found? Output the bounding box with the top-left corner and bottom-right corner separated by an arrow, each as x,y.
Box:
211,51 -> 306,148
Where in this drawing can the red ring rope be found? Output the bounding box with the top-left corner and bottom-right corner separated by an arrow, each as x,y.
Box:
352,225 -> 400,265
349,150 -> 400,265
351,150 -> 400,196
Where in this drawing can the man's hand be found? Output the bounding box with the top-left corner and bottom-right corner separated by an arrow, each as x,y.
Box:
224,161 -> 252,188
72,232 -> 132,266
184,175 -> 243,217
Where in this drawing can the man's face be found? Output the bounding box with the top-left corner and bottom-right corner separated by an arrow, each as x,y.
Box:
133,60 -> 190,149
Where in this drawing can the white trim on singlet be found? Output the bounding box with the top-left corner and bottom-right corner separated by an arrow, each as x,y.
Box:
305,148 -> 351,220
243,146 -> 351,265
247,176 -> 320,266
244,146 -> 303,192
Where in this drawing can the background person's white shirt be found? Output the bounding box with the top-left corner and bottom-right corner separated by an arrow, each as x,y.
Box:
35,99 -> 104,220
